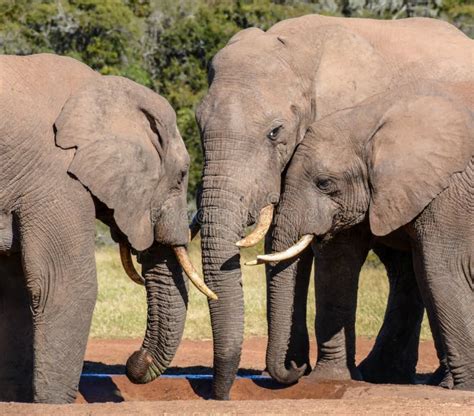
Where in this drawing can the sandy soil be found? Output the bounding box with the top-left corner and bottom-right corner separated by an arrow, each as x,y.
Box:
1,337 -> 473,415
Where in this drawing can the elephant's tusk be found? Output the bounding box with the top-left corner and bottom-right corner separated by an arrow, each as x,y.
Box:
119,242 -> 145,285
236,205 -> 274,248
173,246 -> 218,300
245,234 -> 314,266
188,212 -> 201,241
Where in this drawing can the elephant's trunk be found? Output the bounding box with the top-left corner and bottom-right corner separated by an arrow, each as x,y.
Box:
200,157 -> 248,399
126,245 -> 188,383
266,200 -> 311,384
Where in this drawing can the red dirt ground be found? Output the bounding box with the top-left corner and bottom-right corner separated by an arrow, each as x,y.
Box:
1,337 -> 473,415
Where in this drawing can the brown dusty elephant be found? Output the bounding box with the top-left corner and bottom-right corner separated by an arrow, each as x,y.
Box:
195,14 -> 473,398
250,81 -> 473,390
0,53 -> 215,403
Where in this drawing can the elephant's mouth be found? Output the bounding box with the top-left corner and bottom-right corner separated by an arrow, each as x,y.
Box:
119,241 -> 217,300
234,203 -> 318,261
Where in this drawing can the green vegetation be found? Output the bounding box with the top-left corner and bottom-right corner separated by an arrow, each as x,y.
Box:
91,242 -> 431,340
1,0 -> 472,197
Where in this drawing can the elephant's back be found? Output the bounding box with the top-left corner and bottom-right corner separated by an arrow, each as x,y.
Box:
0,54 -> 98,128
0,55 -> 95,206
348,16 -> 473,83
271,13 -> 471,44
270,14 -> 473,83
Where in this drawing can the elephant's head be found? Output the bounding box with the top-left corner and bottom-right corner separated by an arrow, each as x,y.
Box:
197,28 -> 315,225
252,85 -> 473,382
54,75 -> 214,384
195,28 -> 315,398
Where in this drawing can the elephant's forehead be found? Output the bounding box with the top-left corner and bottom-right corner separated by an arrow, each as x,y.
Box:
213,37 -> 291,79
297,135 -> 356,175
204,88 -> 266,118
199,85 -> 294,135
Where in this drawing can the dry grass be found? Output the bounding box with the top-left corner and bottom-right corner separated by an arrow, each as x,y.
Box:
90,240 -> 431,340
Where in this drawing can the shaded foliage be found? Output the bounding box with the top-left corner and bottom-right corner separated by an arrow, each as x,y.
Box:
1,0 -> 472,198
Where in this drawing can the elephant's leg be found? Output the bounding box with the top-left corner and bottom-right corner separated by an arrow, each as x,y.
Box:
358,245 -> 424,384
409,176 -> 474,391
19,185 -> 97,403
311,225 -> 370,381
424,306 -> 453,389
412,245 -> 474,390
0,252 -> 34,402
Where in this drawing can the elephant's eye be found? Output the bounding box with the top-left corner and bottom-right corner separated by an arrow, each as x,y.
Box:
267,125 -> 283,141
316,178 -> 333,192
177,169 -> 186,185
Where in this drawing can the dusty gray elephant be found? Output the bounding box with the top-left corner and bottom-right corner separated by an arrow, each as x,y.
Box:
251,81 -> 473,390
195,14 -> 473,398
0,53 -> 215,403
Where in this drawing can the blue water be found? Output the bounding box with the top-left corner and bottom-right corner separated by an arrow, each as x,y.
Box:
81,373 -> 271,380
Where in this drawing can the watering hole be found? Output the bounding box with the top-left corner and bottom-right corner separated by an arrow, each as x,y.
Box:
74,336 -> 454,403
78,373 -> 350,402
2,338 -> 473,415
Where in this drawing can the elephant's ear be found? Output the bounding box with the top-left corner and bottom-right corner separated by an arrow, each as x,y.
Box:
368,95 -> 473,236
55,76 -> 175,251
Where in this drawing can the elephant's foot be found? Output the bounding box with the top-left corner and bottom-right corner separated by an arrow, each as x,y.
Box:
212,392 -> 230,400
453,379 -> 474,391
309,360 -> 361,381
212,381 -> 231,400
427,364 -> 453,389
211,356 -> 240,400
0,253 -> 34,402
358,350 -> 416,384
0,381 -> 33,403
34,389 -> 78,404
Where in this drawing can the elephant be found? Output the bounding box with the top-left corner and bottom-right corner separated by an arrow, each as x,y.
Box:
250,81 -> 473,390
0,53 -> 215,403
195,14 -> 473,398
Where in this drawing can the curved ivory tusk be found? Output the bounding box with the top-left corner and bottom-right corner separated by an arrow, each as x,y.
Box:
119,242 -> 145,285
236,205 -> 274,248
173,246 -> 218,300
188,213 -> 201,241
245,234 -> 314,266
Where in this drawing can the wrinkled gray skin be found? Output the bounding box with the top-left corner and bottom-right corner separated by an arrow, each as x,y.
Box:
196,14 -> 473,398
0,54 -> 190,403
270,82 -> 473,390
